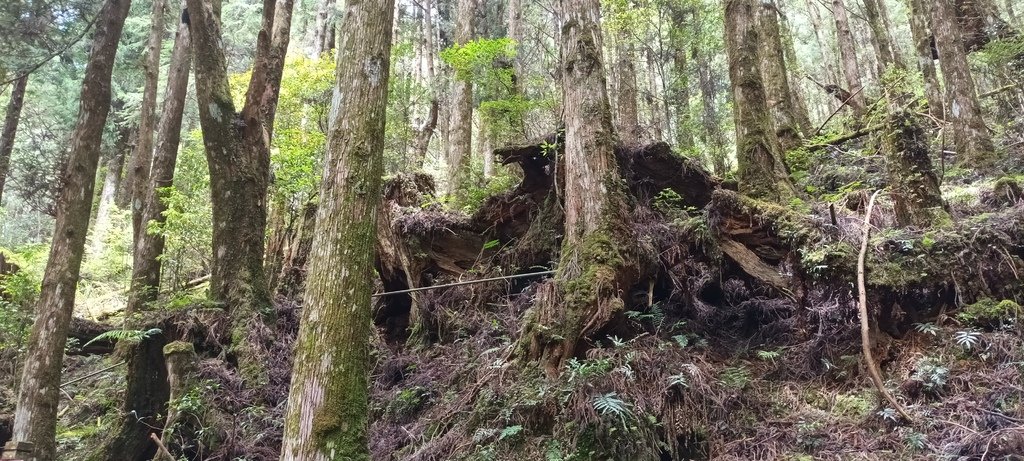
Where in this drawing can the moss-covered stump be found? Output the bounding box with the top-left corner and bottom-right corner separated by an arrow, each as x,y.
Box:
883,111 -> 949,227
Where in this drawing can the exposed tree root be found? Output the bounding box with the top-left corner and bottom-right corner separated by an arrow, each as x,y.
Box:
858,190 -> 913,422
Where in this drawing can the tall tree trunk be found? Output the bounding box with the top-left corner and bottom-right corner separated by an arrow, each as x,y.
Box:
832,0 -> 867,114
185,0 -> 295,380
89,124 -> 131,255
281,0 -> 395,458
410,0 -> 439,168
726,0 -> 797,202
125,0 -> 167,241
128,1 -> 192,323
908,0 -> 945,119
507,0 -> 528,140
615,39 -> 641,146
521,0 -> 636,375
446,0 -> 475,195
645,47 -> 666,142
757,0 -> 804,152
803,0 -> 843,87
778,7 -> 815,135
310,0 -> 335,56
932,0 -> 998,171
11,1 -> 130,459
667,5 -> 694,152
694,42 -> 728,174
862,0 -> 905,74
0,75 -> 27,206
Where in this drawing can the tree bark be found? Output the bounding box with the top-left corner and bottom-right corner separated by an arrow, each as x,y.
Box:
908,0 -> 945,120
932,0 -> 998,171
757,0 -> 804,152
694,39 -> 729,174
521,0 -> 636,374
884,111 -> 948,227
804,0 -> 843,88
0,75 -> 27,206
862,0 -> 905,74
89,123 -> 132,255
11,1 -> 131,459
726,0 -> 797,202
125,0 -> 167,241
666,5 -> 694,152
615,39 -> 641,146
446,0 -> 476,195
644,47 -> 666,142
128,0 -> 192,325
184,0 -> 294,380
280,0 -> 395,458
310,0 -> 336,56
778,7 -> 815,135
832,0 -> 867,114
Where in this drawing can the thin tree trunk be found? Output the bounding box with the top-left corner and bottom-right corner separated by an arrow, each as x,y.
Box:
726,0 -> 797,202
446,0 -> 475,195
862,0 -> 904,73
310,0 -> 335,56
645,47 -> 666,142
908,0 -> 944,119
832,0 -> 867,114
185,0 -> 295,380
128,1 -> 192,320
932,0 -> 998,171
280,0 -> 395,457
0,75 -> 28,206
11,1 -> 130,459
804,0 -> 843,86
778,7 -> 815,135
757,0 -> 804,152
90,124 -> 131,255
125,0 -> 167,241
615,39 -> 641,146
694,42 -> 728,174
522,0 -> 636,375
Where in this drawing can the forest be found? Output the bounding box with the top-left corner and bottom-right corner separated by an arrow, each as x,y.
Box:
1,0 -> 1023,459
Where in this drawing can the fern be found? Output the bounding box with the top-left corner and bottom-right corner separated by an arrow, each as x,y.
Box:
913,323 -> 940,336
667,373 -> 689,389
592,392 -> 633,424
954,330 -> 981,350
83,328 -> 162,348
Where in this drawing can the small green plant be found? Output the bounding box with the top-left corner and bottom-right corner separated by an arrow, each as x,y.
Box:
592,392 -> 633,425
566,357 -> 614,383
82,328 -> 162,348
667,373 -> 689,389
911,357 -> 949,393
498,424 -> 523,442
877,408 -> 898,422
756,349 -> 782,363
905,431 -> 927,451
913,322 -> 940,336
720,366 -> 752,389
954,330 -> 982,350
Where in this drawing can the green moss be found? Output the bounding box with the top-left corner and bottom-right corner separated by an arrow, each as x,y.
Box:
163,341 -> 195,356
958,298 -> 1021,328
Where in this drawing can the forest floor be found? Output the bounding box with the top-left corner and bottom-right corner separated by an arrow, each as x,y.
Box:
4,132 -> 1024,461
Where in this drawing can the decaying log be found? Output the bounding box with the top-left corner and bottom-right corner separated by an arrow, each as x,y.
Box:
719,238 -> 792,296
68,317 -> 116,355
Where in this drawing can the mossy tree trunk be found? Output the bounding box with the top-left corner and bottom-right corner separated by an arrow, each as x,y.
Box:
446,0 -> 476,195
931,0 -> 998,172
884,111 -> 949,227
908,0 -> 945,120
90,121 -> 131,255
280,0 -> 395,458
91,13 -> 194,459
0,75 -> 27,206
521,0 -> 636,375
11,1 -> 130,459
124,0 -> 166,241
310,0 -> 335,56
863,0 -> 905,74
725,0 -> 797,202
756,0 -> 804,152
184,0 -> 294,379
